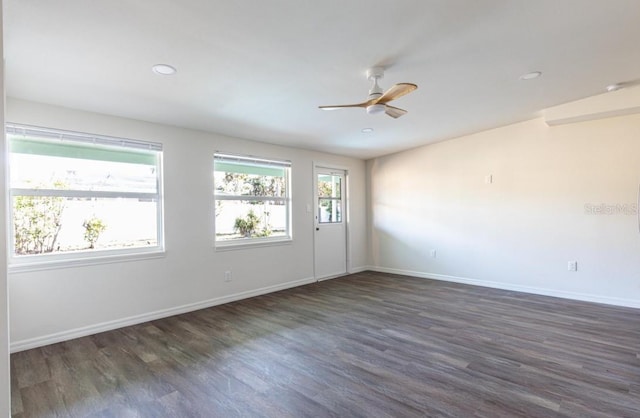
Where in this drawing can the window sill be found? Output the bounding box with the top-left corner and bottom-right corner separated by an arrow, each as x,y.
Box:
215,237 -> 292,252
8,249 -> 166,274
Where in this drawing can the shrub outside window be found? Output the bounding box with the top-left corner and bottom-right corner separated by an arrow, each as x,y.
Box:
214,153 -> 291,245
7,124 -> 164,266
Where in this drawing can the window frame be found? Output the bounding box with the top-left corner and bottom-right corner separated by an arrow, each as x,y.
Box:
213,152 -> 292,249
6,123 -> 165,270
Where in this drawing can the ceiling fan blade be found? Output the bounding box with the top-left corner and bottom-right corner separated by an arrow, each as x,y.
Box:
376,83 -> 418,104
385,105 -> 407,119
319,102 -> 368,110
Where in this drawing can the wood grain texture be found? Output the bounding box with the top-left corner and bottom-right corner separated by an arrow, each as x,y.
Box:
11,271 -> 640,417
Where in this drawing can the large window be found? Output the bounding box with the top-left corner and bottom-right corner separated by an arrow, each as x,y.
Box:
7,124 -> 164,265
214,153 -> 291,245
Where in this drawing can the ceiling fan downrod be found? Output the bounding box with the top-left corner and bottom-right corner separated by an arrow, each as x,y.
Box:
366,67 -> 384,100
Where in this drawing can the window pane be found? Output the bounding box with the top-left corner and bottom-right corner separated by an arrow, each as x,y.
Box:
317,174 -> 341,199
12,196 -> 158,255
318,198 -> 342,223
215,200 -> 287,241
214,170 -> 286,198
10,153 -> 158,194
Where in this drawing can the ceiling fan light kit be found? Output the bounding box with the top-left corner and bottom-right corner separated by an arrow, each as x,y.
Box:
319,67 -> 418,118
366,104 -> 386,115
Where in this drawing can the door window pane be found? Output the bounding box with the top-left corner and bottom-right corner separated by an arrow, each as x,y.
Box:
317,174 -> 341,198
317,174 -> 342,224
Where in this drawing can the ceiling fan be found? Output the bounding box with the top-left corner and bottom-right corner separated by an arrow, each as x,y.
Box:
319,67 -> 418,118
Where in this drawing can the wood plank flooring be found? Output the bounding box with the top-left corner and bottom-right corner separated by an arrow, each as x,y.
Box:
10,271 -> 640,417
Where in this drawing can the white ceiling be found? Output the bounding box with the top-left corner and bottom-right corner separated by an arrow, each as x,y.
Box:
5,1 -> 640,159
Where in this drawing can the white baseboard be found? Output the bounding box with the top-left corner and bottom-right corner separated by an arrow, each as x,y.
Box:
16,267 -> 636,352
370,266 -> 640,309
348,265 -> 372,274
317,265 -> 373,281
11,276 -> 317,353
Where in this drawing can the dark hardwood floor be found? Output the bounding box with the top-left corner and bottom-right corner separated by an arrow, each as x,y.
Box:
10,271 -> 640,417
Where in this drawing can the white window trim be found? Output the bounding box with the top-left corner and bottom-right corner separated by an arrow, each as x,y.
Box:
8,248 -> 166,274
6,123 -> 165,268
215,236 -> 293,251
214,153 -> 292,248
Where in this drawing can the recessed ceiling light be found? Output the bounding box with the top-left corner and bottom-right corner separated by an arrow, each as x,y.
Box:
152,64 -> 177,75
361,128 -> 374,133
606,83 -> 623,92
519,71 -> 542,81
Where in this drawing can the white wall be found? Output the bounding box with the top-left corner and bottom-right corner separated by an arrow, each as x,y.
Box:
7,98 -> 368,350
368,113 -> 640,307
1,1 -> 11,414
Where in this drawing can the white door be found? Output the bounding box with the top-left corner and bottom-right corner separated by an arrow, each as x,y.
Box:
314,167 -> 347,279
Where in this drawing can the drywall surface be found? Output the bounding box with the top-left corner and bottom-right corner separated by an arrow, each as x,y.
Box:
368,115 -> 640,307
0,2 -> 12,413
7,98 -> 367,350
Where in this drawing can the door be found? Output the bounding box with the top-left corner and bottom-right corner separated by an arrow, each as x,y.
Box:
314,167 -> 347,279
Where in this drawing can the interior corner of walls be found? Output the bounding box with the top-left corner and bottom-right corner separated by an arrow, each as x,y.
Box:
348,265 -> 373,274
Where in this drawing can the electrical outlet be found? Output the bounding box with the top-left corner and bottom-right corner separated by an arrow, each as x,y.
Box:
224,270 -> 232,282
568,261 -> 577,272
430,249 -> 437,258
